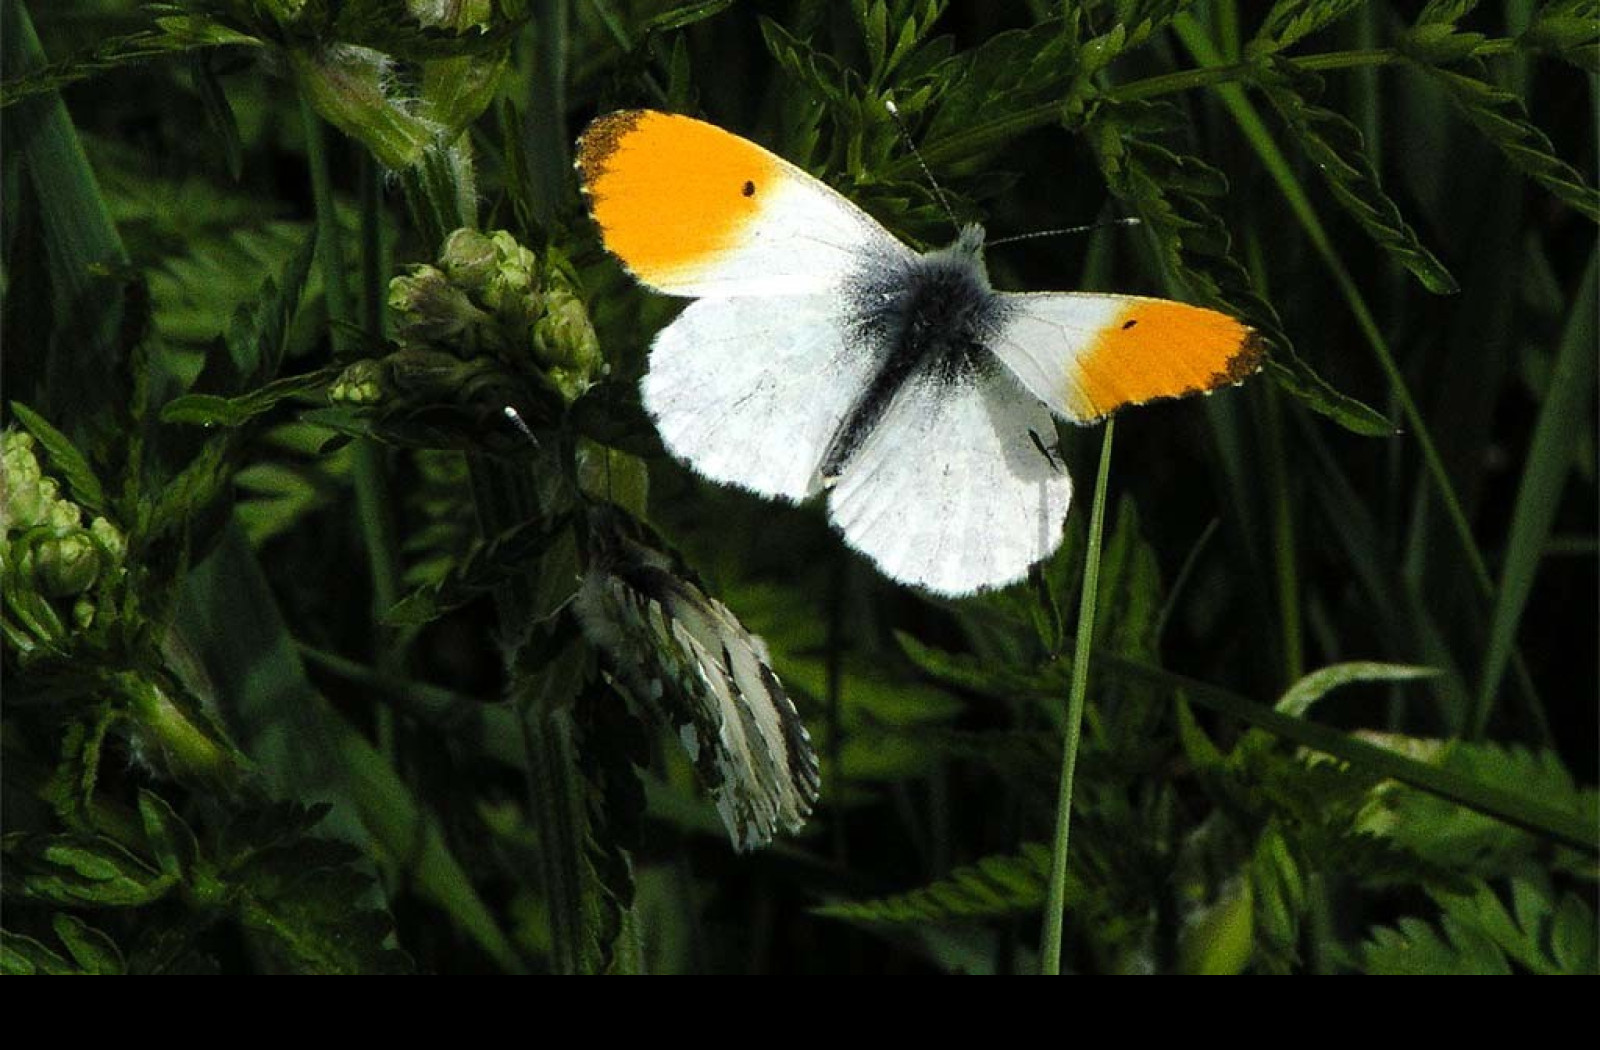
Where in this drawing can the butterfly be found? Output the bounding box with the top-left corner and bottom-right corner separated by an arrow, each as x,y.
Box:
576,110 -> 1262,596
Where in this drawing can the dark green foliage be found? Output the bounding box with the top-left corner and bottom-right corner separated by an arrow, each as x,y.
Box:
3,0 -> 1594,974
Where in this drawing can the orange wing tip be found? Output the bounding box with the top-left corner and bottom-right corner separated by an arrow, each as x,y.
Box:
1075,301 -> 1263,419
575,109 -> 647,186
574,110 -> 780,286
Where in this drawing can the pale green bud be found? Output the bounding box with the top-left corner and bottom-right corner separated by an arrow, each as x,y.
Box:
390,264 -> 490,345
480,230 -> 542,335
329,359 -> 391,406
36,532 -> 101,597
439,228 -> 499,295
533,283 -> 603,400
88,516 -> 127,565
1,429 -> 44,532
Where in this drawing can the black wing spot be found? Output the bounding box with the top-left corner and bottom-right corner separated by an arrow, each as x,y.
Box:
1121,319 -> 1138,330
741,180 -> 756,197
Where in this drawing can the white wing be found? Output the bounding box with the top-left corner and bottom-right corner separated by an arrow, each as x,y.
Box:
826,366 -> 1073,596
642,295 -> 886,501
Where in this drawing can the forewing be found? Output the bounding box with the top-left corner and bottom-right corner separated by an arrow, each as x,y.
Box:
991,292 -> 1262,422
577,110 -> 912,297
642,294 -> 886,501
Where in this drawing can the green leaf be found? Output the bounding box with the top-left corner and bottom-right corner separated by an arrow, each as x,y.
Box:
1254,59 -> 1458,293
1086,104 -> 1394,435
1522,1 -> 1600,72
896,631 -> 1062,700
1475,248 -> 1597,729
0,15 -> 261,109
1103,657 -> 1599,855
7,400 -> 106,514
816,843 -> 1053,923
1275,661 -> 1440,717
159,369 -> 339,428
225,225 -> 318,388
1415,65 -> 1600,222
1416,0 -> 1481,24
190,53 -> 243,181
384,513 -> 571,626
1363,878 -> 1598,975
3,2 -> 130,440
1248,823 -> 1306,973
1252,0 -> 1362,52
925,19 -> 1078,147
220,803 -> 413,974
1355,740 -> 1599,876
51,913 -> 125,974
0,916 -> 124,974
641,0 -> 737,33
760,17 -> 847,107
176,523 -> 521,971
1,833 -> 174,907
138,790 -> 201,881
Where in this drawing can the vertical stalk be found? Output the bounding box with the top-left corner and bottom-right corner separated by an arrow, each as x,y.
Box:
1041,418 -> 1115,975
355,153 -> 402,755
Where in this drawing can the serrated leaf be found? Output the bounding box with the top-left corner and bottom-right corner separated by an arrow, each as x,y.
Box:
1255,59 -> 1458,293
51,914 -> 125,974
760,17 -> 847,107
159,369 -> 338,427
1088,106 -> 1396,435
896,631 -> 1061,700
225,225 -> 317,388
1522,2 -> 1600,72
137,790 -> 201,881
384,513 -> 571,626
1253,0 -> 1362,52
190,52 -> 242,181
1416,65 -> 1599,222
1416,0 -> 1481,24
2,833 -> 174,907
0,15 -> 262,109
1354,740 -> 1599,875
1275,661 -> 1439,717
0,929 -> 73,975
816,843 -> 1053,923
925,19 -> 1078,146
7,400 -> 106,514
1363,878 -> 1598,975
642,0 -> 737,33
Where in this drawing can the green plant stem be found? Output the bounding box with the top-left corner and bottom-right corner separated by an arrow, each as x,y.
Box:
1041,417 -> 1115,975
302,105 -> 404,747
356,153 -> 403,755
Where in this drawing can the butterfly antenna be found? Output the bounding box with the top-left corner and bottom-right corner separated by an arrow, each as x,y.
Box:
884,98 -> 959,230
988,216 -> 1142,248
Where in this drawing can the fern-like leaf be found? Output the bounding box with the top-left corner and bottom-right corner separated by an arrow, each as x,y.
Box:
1254,58 -> 1459,293
816,843 -> 1053,923
1415,64 -> 1600,222
1363,878 -> 1599,974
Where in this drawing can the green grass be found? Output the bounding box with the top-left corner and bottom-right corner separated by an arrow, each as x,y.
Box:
2,0 -> 1595,974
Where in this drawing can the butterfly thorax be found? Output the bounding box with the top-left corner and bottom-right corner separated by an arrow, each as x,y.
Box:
820,226 -> 1006,482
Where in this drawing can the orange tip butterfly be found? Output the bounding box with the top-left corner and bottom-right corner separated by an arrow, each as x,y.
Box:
576,110 -> 1262,597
